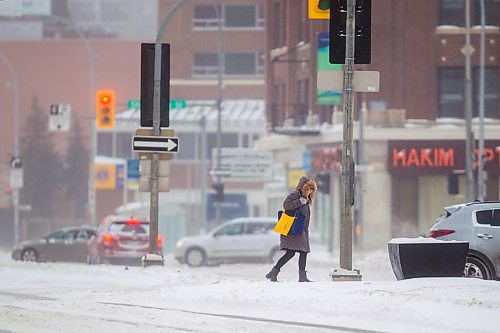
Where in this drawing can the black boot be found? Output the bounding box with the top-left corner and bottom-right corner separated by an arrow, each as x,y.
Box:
265,266 -> 280,282
299,270 -> 312,282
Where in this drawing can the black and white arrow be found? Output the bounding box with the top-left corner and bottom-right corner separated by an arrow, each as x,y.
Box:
133,136 -> 179,153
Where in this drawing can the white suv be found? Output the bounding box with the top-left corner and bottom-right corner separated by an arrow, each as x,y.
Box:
429,201 -> 500,280
174,217 -> 280,267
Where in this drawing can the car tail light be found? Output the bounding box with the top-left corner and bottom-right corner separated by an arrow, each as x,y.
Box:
102,234 -> 115,247
127,219 -> 140,225
428,229 -> 455,238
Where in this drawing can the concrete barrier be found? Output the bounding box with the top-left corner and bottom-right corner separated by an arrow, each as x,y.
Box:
388,238 -> 469,280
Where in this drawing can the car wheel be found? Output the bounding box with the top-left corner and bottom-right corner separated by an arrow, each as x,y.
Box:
21,248 -> 38,262
185,248 -> 206,267
464,256 -> 492,280
270,248 -> 282,264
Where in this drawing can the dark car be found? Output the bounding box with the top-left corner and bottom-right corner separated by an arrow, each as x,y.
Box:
11,225 -> 96,263
87,215 -> 163,265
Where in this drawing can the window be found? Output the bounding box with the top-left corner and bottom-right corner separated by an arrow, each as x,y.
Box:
176,132 -> 197,160
439,67 -> 499,119
225,53 -> 257,75
193,4 -> 264,29
117,133 -> 133,159
474,67 -> 499,118
474,0 -> 500,26
439,0 -> 500,27
46,230 -> 66,241
439,0 -> 464,26
476,209 -> 494,225
193,5 -> 219,28
438,68 -> 464,118
215,223 -> 243,236
97,133 -> 112,156
245,222 -> 273,234
193,53 -> 263,77
493,210 -> 500,226
193,53 -> 218,76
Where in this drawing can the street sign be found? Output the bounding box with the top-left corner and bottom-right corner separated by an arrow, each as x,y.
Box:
10,168 -> 23,189
128,99 -> 141,109
133,136 -> 179,153
211,148 -> 273,182
135,128 -> 175,160
169,99 -> 186,109
317,70 -> 380,92
48,103 -> 71,131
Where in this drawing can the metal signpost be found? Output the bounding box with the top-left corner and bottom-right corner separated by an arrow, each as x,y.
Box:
139,0 -> 188,267
327,0 -> 377,281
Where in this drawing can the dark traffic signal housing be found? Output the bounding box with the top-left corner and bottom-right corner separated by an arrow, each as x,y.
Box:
329,0 -> 372,64
212,182 -> 224,202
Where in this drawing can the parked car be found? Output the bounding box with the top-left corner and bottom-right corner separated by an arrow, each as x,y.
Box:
87,215 -> 162,265
174,217 -> 280,267
428,201 -> 500,280
11,225 -> 96,263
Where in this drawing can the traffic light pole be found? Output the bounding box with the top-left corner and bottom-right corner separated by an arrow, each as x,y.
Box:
143,0 -> 188,268
330,0 -> 361,281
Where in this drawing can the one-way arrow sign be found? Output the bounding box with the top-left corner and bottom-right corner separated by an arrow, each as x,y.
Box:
133,136 -> 179,153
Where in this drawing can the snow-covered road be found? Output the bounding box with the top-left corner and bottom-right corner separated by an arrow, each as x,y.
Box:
0,247 -> 499,333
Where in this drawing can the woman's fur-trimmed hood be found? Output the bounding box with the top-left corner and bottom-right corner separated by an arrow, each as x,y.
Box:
296,176 -> 317,204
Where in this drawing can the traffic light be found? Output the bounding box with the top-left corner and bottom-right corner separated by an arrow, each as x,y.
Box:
316,172 -> 331,194
212,182 -> 224,202
329,0 -> 372,64
96,90 -> 115,129
308,0 -> 330,19
318,0 -> 330,10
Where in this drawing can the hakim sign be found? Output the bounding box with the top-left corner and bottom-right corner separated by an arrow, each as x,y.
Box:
388,140 -> 500,176
392,147 -> 455,168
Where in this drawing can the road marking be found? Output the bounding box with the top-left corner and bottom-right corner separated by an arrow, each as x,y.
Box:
100,301 -> 385,333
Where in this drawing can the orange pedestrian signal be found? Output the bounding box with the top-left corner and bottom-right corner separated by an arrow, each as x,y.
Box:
309,0 -> 330,19
96,90 -> 115,129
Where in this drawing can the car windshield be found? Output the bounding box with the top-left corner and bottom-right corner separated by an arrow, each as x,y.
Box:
109,222 -> 149,236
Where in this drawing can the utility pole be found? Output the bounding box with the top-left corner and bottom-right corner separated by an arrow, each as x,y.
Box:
464,0 -> 475,202
214,3 -> 223,226
0,53 -> 20,245
477,0 -> 486,200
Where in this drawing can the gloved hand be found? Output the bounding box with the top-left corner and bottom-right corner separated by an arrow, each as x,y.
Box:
300,197 -> 307,205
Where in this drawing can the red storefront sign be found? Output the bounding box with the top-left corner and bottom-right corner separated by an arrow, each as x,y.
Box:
388,140 -> 500,176
310,145 -> 343,173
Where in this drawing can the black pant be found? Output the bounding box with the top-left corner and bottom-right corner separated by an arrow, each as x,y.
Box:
275,249 -> 307,271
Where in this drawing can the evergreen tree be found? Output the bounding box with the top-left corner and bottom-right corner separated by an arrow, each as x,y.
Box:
63,118 -> 89,219
20,97 -> 62,218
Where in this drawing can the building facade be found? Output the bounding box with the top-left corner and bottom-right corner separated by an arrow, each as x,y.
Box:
0,0 -> 267,243
262,0 -> 500,250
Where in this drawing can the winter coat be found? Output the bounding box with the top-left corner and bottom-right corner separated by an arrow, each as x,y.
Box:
280,176 -> 312,253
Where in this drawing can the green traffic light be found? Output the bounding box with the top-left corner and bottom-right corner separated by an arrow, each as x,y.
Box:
318,0 -> 330,10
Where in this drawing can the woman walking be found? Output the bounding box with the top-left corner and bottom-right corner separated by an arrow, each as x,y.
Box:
266,176 -> 317,282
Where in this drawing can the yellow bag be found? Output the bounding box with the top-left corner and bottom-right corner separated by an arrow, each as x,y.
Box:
274,210 -> 295,235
